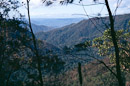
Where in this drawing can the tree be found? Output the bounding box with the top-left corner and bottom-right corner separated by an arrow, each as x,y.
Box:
93,28 -> 130,72
0,0 -> 66,86
104,0 -> 124,85
26,0 -> 44,86
41,0 -> 126,85
0,18 -> 33,86
0,0 -> 22,19
61,0 -> 126,85
26,0 -> 66,86
0,1 -> 31,85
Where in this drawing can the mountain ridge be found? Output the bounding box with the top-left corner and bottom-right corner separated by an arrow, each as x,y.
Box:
31,18 -> 84,28
32,23 -> 54,33
36,14 -> 130,47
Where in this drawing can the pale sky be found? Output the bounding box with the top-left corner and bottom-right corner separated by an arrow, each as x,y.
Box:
20,0 -> 130,18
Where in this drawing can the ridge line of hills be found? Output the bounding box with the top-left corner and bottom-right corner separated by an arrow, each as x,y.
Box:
35,13 -> 130,48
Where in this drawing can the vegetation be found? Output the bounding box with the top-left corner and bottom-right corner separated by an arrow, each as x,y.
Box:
36,14 -> 130,47
0,0 -> 130,86
93,28 -> 130,72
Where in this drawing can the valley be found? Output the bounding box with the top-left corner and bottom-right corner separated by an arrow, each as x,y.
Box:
35,14 -> 130,48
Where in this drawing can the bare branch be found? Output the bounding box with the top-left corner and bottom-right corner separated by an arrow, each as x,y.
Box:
72,2 -> 105,6
82,2 -> 104,34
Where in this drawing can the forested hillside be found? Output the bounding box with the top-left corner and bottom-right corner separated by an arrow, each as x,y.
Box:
36,14 -> 130,47
1,0 -> 130,86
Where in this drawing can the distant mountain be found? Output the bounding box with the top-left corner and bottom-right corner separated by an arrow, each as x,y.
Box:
36,14 -> 130,47
31,23 -> 54,33
31,18 -> 84,28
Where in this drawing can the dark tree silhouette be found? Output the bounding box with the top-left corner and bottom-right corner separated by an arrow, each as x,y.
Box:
26,0 -> 43,86
78,62 -> 83,86
104,0 -> 124,85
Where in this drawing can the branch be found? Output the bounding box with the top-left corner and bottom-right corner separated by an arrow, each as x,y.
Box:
113,0 -> 123,21
81,2 -> 104,34
72,2 -> 105,6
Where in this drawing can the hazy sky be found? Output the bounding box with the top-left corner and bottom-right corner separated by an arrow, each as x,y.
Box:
20,0 -> 130,18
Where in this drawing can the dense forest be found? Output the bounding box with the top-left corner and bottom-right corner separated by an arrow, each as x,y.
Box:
0,0 -> 130,86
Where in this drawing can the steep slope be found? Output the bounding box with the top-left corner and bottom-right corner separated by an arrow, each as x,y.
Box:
36,14 -> 130,47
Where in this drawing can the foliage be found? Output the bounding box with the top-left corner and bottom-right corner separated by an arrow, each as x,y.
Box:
0,0 -> 23,19
93,28 -> 130,71
0,9 -> 65,86
0,18 -> 32,86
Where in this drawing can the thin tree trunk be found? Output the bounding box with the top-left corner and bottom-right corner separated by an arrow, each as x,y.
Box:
6,71 -> 12,86
26,0 -> 43,86
78,62 -> 83,86
104,0 -> 124,86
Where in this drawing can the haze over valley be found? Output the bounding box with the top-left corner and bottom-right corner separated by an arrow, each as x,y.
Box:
1,0 -> 130,86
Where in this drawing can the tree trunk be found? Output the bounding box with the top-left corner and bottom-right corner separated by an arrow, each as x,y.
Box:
6,71 -> 12,86
78,62 -> 83,86
104,0 -> 125,86
26,0 -> 43,86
